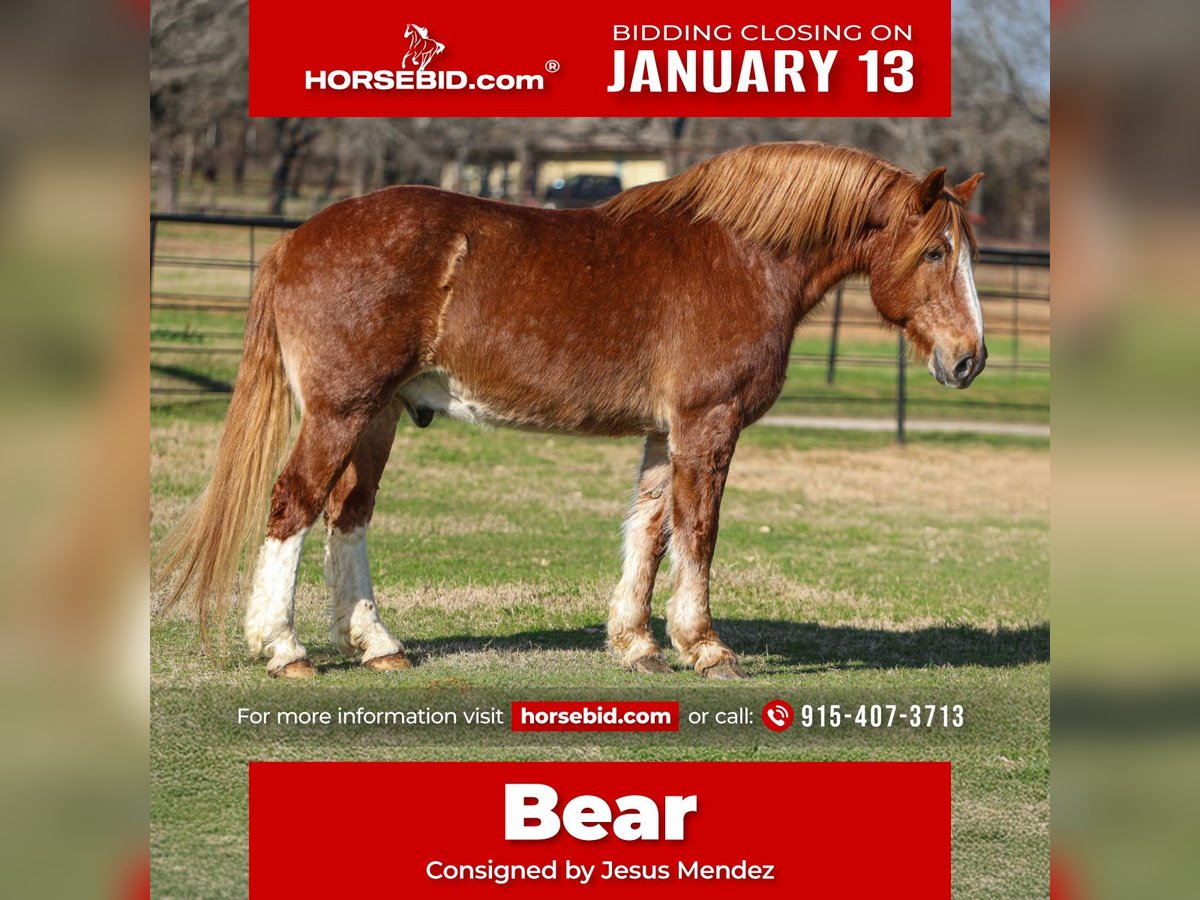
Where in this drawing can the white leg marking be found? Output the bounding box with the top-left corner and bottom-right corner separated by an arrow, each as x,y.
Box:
609,490 -> 666,661
666,544 -> 707,651
244,531 -> 309,670
958,243 -> 984,342
665,531 -> 735,671
325,526 -> 403,662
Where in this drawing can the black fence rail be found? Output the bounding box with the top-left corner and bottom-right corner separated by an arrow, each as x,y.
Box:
151,212 -> 1050,439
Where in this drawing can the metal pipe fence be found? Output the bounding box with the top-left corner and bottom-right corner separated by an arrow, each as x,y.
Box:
150,212 -> 1050,439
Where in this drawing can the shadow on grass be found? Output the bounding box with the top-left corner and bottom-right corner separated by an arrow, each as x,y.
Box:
150,362 -> 232,393
401,618 -> 1049,671
163,618 -> 1047,675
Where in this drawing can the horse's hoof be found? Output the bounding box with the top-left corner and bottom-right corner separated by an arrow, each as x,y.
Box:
269,658 -> 316,679
629,654 -> 672,674
364,652 -> 412,671
700,658 -> 748,679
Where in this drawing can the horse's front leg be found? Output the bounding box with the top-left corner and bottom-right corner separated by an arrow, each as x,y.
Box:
608,435 -> 672,673
665,405 -> 747,678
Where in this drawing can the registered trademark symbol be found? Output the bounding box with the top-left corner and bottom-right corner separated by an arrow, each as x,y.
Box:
545,59 -> 560,73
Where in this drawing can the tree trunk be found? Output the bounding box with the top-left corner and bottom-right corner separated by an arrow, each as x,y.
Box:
665,117 -> 689,176
180,132 -> 196,194
267,119 -> 315,216
499,161 -> 512,201
516,143 -> 538,204
352,153 -> 372,197
232,120 -> 248,192
381,146 -> 401,187
288,148 -> 309,199
154,148 -> 180,213
268,153 -> 293,216
479,160 -> 493,198
321,155 -> 340,203
451,145 -> 468,193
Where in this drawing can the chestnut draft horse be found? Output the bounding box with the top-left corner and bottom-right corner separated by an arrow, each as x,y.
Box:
158,142 -> 986,679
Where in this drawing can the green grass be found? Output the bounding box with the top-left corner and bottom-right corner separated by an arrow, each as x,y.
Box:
151,412 -> 1048,898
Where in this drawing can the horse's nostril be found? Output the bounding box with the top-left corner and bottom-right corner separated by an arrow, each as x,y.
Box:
953,353 -> 975,381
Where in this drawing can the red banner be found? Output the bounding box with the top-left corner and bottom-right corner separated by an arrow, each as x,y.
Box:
249,761 -> 950,898
249,0 -> 951,117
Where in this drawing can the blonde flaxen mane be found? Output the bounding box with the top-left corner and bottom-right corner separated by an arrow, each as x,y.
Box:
605,142 -> 975,273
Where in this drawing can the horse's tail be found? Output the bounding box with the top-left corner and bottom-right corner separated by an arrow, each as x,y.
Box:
155,232 -> 296,647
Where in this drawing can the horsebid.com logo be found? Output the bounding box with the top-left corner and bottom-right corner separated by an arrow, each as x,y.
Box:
401,23 -> 444,71
304,21 -> 547,92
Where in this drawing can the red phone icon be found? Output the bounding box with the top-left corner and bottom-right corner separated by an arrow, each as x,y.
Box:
762,699 -> 794,732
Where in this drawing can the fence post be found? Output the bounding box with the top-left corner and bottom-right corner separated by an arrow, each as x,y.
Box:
826,285 -> 844,384
896,333 -> 907,445
1011,261 -> 1020,371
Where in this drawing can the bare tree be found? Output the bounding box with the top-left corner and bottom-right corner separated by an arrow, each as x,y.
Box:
265,119 -> 317,215
963,0 -> 1050,127
150,0 -> 249,210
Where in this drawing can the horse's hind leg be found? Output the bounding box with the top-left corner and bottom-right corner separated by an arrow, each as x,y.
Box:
608,435 -> 673,673
324,399 -> 410,671
665,405 -> 747,679
244,410 -> 373,678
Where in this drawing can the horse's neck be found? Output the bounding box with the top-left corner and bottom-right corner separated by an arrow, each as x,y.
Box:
771,244 -> 869,325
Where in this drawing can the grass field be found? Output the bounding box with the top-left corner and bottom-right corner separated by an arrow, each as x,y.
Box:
151,402 -> 1049,898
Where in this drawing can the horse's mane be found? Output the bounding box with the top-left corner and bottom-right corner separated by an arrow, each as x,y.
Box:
409,23 -> 428,38
605,142 -> 974,273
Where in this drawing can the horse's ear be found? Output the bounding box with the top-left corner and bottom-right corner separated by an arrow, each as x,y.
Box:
914,168 -> 947,212
951,172 -> 985,204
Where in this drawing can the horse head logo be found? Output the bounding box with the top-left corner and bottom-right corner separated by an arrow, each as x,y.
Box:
403,23 -> 446,72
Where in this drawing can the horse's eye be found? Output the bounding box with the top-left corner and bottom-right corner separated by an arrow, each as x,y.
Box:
924,247 -> 945,263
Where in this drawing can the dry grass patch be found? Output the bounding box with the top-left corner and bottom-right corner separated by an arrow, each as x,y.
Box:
729,444 -> 1049,521
150,419 -> 220,486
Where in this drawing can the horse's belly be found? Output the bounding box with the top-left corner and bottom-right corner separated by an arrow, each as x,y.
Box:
397,370 -> 514,427
397,369 -> 659,435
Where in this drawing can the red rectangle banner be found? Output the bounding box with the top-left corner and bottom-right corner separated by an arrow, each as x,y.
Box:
511,701 -> 679,732
249,0 -> 951,117
249,761 -> 950,898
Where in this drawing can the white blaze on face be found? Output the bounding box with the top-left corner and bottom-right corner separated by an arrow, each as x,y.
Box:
957,241 -> 984,343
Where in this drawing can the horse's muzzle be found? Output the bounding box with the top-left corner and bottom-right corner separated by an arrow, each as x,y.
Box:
933,344 -> 987,389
